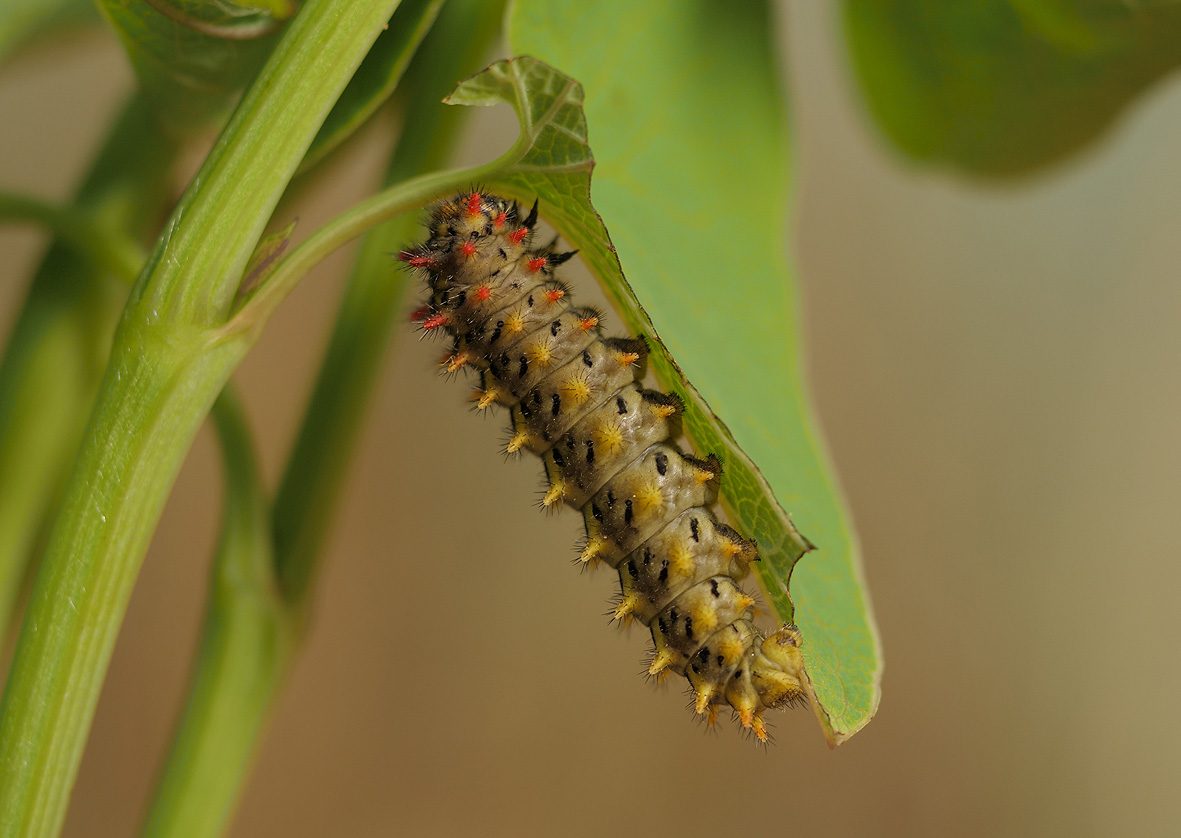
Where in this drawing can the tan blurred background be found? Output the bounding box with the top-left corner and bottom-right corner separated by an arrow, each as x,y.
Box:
2,5 -> 1179,837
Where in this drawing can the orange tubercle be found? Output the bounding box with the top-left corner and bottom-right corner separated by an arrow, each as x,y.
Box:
476,389 -> 498,411
721,545 -> 742,563
647,650 -> 675,676
505,431 -> 531,454
527,256 -> 546,273
445,352 -> 470,373
508,227 -> 528,245
542,483 -> 565,508
460,241 -> 477,258
752,715 -> 768,743
693,687 -> 714,716
465,192 -> 482,216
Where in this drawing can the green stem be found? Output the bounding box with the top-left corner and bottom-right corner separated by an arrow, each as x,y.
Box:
141,6 -> 504,833
223,161 -> 494,341
0,95 -> 177,641
272,0 -> 505,612
297,0 -> 446,175
141,390 -> 290,838
135,4 -> 401,327
0,3 -> 399,834
0,191 -> 145,281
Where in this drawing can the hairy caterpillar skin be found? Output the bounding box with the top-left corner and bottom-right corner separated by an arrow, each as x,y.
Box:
402,192 -> 807,742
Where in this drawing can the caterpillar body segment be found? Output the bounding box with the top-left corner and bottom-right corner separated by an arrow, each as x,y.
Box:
404,192 -> 807,741
540,384 -> 683,506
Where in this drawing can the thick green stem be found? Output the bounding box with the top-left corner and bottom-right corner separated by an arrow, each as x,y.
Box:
142,391 -> 290,838
0,336 -> 249,834
0,3 -> 399,834
0,95 -> 177,640
141,6 -> 503,833
135,4 -> 402,327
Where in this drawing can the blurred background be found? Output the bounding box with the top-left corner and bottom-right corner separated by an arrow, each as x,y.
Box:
1,4 -> 1179,837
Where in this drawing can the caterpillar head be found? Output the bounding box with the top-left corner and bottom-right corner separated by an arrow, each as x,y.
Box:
428,191 -> 517,244
403,192 -> 524,293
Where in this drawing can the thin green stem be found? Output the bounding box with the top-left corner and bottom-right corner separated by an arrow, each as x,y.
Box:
0,4 -> 399,834
0,191 -> 145,282
222,162 -> 493,341
141,390 -> 290,838
297,0 -> 446,175
271,0 -> 506,612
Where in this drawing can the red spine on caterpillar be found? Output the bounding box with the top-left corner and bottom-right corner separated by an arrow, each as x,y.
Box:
405,192 -> 807,742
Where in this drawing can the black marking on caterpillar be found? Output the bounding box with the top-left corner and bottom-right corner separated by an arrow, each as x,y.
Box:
403,192 -> 807,742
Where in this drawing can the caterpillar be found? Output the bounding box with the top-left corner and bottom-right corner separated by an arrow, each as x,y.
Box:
402,192 -> 807,742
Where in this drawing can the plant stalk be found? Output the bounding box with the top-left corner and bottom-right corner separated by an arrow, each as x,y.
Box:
141,391 -> 290,838
141,5 -> 503,833
0,95 -> 177,642
272,0 -> 505,614
0,3 -> 400,834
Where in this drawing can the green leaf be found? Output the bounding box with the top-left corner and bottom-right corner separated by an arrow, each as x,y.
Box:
844,0 -> 1181,176
499,4 -> 878,746
229,0 -> 297,17
97,0 -> 288,131
299,0 -> 445,173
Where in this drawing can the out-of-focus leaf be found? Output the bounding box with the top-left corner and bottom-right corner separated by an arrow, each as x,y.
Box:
497,1 -> 879,748
97,0 -> 290,132
844,0 -> 1181,176
229,0 -> 297,17
0,0 -> 98,63
299,0 -> 444,173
